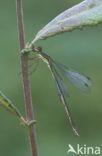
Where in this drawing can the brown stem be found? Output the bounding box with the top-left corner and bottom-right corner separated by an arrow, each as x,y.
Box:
16,0 -> 38,156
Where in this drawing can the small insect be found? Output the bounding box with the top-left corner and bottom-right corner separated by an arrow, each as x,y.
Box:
30,46 -> 92,136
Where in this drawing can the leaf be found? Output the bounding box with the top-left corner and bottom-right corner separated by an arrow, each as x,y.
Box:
31,0 -> 102,45
0,91 -> 36,127
0,91 -> 22,118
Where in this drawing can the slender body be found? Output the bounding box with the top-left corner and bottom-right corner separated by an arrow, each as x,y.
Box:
31,46 -> 92,136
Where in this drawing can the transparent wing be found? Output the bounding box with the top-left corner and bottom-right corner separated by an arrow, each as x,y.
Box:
50,65 -> 79,136
52,66 -> 69,97
53,61 -> 92,93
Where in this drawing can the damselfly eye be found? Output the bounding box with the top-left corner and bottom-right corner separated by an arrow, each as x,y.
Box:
37,46 -> 42,52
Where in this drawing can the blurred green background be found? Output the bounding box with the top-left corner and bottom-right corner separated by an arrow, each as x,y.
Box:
0,0 -> 102,155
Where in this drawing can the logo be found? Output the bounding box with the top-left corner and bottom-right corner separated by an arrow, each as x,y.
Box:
67,144 -> 101,155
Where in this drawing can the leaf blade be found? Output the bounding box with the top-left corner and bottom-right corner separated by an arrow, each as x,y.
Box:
0,91 -> 36,127
31,0 -> 102,44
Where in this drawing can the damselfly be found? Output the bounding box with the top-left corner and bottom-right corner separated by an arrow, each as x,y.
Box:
30,46 -> 92,136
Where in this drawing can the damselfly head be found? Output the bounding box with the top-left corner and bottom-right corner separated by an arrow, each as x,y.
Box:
36,46 -> 42,52
32,46 -> 43,53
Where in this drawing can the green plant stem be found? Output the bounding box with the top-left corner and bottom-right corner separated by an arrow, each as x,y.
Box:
16,0 -> 38,156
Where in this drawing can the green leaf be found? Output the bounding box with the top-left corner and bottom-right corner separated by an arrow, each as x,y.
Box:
0,91 -> 36,127
0,91 -> 22,119
31,0 -> 102,45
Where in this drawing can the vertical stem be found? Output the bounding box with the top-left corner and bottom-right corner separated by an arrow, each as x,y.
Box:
16,0 -> 38,156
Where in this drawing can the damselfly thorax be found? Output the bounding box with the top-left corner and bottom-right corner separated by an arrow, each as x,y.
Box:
32,46 -> 53,68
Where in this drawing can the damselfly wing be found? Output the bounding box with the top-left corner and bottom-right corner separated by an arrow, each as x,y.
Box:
53,60 -> 92,93
49,64 -> 79,136
32,46 -> 92,136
